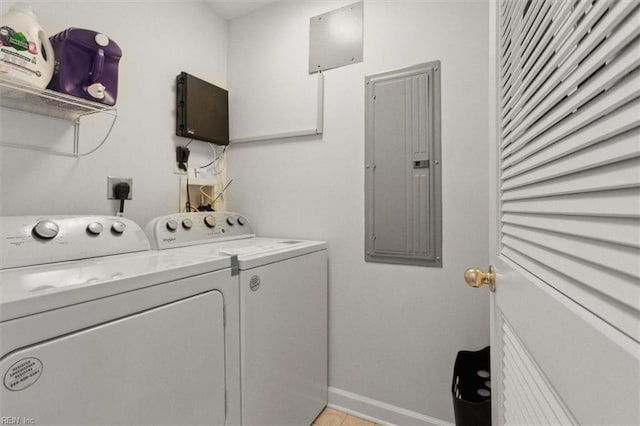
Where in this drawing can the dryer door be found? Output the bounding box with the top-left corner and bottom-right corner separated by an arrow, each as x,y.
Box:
1,290 -> 226,425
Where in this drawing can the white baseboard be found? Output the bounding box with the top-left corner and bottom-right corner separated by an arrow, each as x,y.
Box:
328,387 -> 454,426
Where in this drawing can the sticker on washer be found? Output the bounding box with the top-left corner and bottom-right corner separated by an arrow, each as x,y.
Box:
3,357 -> 43,391
249,275 -> 261,291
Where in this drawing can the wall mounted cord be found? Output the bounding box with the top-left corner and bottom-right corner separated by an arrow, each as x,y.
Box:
114,182 -> 130,217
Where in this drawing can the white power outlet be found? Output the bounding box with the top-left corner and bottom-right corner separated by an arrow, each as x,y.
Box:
173,163 -> 187,175
107,176 -> 133,200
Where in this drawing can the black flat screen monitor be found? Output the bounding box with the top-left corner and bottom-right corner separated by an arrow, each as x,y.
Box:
176,72 -> 229,145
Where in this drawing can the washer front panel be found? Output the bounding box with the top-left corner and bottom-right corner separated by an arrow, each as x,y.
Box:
1,291 -> 226,425
240,250 -> 328,426
0,269 -> 241,426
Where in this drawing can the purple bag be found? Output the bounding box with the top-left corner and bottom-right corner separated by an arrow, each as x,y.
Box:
48,28 -> 122,106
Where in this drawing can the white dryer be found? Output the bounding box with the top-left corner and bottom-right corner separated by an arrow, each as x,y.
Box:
0,216 -> 240,426
146,212 -> 328,426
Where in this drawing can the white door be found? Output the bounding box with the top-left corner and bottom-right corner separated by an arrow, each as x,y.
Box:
483,1 -> 640,424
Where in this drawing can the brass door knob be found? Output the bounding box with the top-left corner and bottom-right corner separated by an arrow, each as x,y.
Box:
464,265 -> 496,292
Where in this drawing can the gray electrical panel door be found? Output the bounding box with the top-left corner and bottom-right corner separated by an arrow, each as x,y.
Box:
365,62 -> 442,267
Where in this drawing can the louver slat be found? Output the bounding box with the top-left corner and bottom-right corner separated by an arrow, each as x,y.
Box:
502,224 -> 639,278
501,0 -> 573,112
501,0 -> 612,134
501,0 -> 632,139
502,0 -> 548,93
502,11 -> 640,155
502,319 -> 575,425
503,71 -> 640,167
503,157 -> 640,200
502,99 -> 640,173
502,188 -> 640,217
503,44 -> 640,158
502,129 -> 640,190
499,0 -> 640,343
502,244 -> 640,342
502,213 -> 640,248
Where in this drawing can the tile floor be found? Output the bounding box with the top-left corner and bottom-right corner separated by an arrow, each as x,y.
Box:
312,407 -> 379,426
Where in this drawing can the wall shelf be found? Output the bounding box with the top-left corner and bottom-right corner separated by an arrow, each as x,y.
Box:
0,76 -> 118,157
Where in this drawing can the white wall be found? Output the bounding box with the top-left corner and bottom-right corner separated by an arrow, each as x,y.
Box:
226,1 -> 490,424
0,0 -> 228,226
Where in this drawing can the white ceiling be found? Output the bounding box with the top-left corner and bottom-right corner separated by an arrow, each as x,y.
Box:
205,0 -> 279,20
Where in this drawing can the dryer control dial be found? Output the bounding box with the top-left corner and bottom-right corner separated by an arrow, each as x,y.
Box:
204,215 -> 216,228
226,217 -> 236,226
166,219 -> 178,232
87,222 -> 104,235
237,217 -> 246,226
111,221 -> 126,234
182,218 -> 193,229
33,220 -> 59,239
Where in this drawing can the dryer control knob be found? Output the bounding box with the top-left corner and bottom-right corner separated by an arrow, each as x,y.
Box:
237,217 -> 246,226
182,218 -> 193,229
111,221 -> 126,234
204,215 -> 216,228
226,217 -> 236,226
33,220 -> 59,239
87,222 -> 104,235
166,219 -> 178,231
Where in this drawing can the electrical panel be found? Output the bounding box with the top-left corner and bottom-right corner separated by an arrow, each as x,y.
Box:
364,61 -> 442,267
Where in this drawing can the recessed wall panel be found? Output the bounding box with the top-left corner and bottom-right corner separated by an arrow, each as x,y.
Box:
309,2 -> 364,73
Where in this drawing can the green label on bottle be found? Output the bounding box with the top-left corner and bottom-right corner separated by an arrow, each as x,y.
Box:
8,32 -> 29,51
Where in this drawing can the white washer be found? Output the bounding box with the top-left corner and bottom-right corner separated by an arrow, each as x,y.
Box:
0,216 -> 240,426
146,212 -> 328,426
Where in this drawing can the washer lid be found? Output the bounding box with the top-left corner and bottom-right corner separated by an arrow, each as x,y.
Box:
177,237 -> 327,270
0,250 -> 230,322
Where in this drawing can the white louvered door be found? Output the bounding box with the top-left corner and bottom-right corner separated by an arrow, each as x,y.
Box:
488,1 -> 640,424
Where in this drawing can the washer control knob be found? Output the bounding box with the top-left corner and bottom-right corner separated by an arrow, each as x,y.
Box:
182,218 -> 193,229
166,219 -> 178,232
226,216 -> 236,226
33,220 -> 59,239
237,217 -> 246,226
204,215 -> 216,228
111,221 -> 126,234
87,222 -> 104,235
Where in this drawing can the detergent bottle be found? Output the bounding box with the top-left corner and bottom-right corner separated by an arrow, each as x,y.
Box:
0,3 -> 54,89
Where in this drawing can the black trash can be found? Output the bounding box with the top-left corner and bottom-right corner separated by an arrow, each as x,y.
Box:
451,346 -> 491,426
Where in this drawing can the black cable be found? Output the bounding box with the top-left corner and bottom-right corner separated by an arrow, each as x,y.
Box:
114,182 -> 130,217
185,178 -> 191,212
